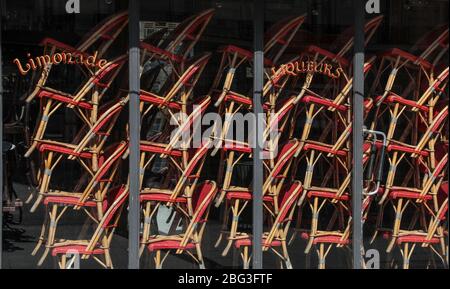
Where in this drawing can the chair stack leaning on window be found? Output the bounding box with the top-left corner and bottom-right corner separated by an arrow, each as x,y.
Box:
368,25 -> 449,269
23,11 -> 130,268
19,9 -> 449,269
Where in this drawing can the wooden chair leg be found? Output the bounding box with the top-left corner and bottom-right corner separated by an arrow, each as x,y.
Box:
60,254 -> 67,270
25,100 -> 52,157
30,152 -> 54,213
195,243 -> 206,269
403,243 -> 411,269
242,246 -> 250,269
305,197 -> 319,254
38,204 -> 58,266
32,206 -> 49,255
222,199 -> 241,256
387,199 -> 404,253
154,250 -> 162,269
281,241 -> 293,269
140,201 -> 152,256
214,200 -> 229,248
318,243 -> 325,269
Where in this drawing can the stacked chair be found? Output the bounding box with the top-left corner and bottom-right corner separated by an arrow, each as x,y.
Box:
368,24 -> 449,268
279,16 -> 384,269
210,15 -> 310,268
24,12 -> 129,268
137,10 -> 220,269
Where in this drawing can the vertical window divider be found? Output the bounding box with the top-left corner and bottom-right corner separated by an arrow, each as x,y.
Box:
252,0 -> 264,270
128,0 -> 141,270
352,0 -> 365,270
0,6 -> 3,269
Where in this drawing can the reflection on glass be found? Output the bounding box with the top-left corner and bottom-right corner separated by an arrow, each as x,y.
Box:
137,1 -> 255,269
262,0 -> 384,269
365,0 -> 448,269
2,1 -> 129,269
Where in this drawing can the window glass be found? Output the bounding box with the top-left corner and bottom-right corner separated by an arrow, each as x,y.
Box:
364,0 -> 448,269
1,0 -> 129,269
137,0 -> 253,269
263,0 -> 382,269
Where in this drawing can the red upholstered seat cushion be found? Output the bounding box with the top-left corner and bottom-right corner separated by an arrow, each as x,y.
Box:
300,232 -> 350,245
140,142 -> 182,157
234,237 -> 282,248
147,240 -> 195,251
140,91 -> 182,110
43,196 -> 98,207
388,190 -> 432,201
376,94 -> 429,112
382,231 -> 440,244
140,193 -> 187,203
303,142 -> 347,156
223,92 -> 270,110
387,144 -> 429,156
226,191 -> 274,203
396,235 -> 440,244
301,95 -> 347,111
51,245 -> 105,256
38,143 -> 93,158
38,89 -> 93,110
307,190 -> 350,201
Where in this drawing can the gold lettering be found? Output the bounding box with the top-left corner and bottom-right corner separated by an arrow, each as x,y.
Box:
98,59 -> 108,69
27,53 -> 37,70
332,67 -> 343,79
13,58 -> 31,76
35,55 -> 51,67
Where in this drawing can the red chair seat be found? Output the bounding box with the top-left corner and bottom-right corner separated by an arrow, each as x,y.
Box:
224,92 -> 270,110
51,245 -> 105,256
376,94 -> 429,112
388,189 -> 432,200
140,193 -> 187,203
300,232 -> 350,245
140,91 -> 182,110
38,143 -> 93,158
140,142 -> 182,157
301,95 -> 347,111
226,191 -> 274,202
307,190 -> 350,201
147,240 -> 195,251
380,48 -> 433,70
222,140 -> 252,154
397,235 -> 440,244
382,231 -> 440,244
234,237 -> 282,248
38,89 -> 93,110
43,196 -> 98,207
387,144 -> 429,156
303,142 -> 347,156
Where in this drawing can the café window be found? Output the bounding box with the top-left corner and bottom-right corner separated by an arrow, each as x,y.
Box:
1,0 -> 448,270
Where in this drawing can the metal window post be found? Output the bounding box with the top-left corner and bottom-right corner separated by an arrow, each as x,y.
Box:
128,0 -> 140,269
252,0 -> 264,270
352,0 -> 365,270
0,4 -> 3,269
